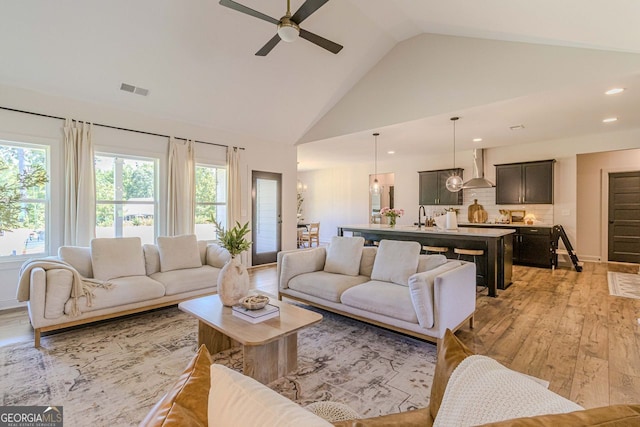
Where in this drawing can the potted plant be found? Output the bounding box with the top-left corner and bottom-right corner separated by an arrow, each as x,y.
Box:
380,207 -> 404,227
210,217 -> 253,306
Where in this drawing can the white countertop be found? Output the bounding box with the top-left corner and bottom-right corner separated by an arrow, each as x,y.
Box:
340,224 -> 515,237
458,222 -> 551,228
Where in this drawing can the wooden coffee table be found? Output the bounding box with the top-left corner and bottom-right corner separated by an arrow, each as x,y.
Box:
178,294 -> 322,384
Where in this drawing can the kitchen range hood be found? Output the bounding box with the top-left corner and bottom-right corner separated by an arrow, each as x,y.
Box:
462,149 -> 495,189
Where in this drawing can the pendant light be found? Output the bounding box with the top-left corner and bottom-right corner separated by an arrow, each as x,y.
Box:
370,132 -> 381,195
445,117 -> 463,192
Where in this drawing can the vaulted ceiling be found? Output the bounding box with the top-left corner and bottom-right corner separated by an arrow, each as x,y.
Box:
1,1 -> 639,169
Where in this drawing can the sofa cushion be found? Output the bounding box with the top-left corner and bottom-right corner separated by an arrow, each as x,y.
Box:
370,240 -> 421,286
64,275 -> 165,314
278,248 -> 327,291
143,244 -> 161,275
430,329 -> 475,420
208,364 -> 332,427
151,265 -> 219,296
288,271 -> 369,303
417,254 -> 448,273
340,280 -> 418,324
157,234 -> 202,272
58,246 -> 93,278
359,246 -> 377,277
206,244 -> 231,269
140,344 -> 212,427
433,355 -> 583,426
324,236 -> 365,276
44,269 -> 73,319
90,237 -> 146,281
409,261 -> 463,328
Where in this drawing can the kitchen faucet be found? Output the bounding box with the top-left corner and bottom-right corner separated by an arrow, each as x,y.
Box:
418,205 -> 426,229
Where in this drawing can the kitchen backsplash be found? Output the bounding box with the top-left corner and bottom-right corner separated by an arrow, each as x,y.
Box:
426,187 -> 554,225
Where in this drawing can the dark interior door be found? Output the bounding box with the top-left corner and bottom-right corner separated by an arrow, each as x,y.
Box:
251,171 -> 282,265
608,171 -> 640,263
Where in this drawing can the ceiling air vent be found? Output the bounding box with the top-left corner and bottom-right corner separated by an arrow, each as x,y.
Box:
509,124 -> 525,130
120,82 -> 149,97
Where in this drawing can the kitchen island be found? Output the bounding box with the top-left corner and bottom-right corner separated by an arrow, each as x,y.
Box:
337,224 -> 515,297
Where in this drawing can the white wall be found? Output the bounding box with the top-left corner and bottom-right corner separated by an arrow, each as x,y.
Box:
0,84 -> 297,309
299,128 -> 640,257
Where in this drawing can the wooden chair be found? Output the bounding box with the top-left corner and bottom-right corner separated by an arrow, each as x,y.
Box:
301,222 -> 320,247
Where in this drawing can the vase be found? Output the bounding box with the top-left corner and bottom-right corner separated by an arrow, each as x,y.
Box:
389,217 -> 396,227
217,256 -> 250,306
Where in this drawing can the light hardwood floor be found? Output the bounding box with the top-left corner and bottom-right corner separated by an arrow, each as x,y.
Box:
1,262 -> 638,408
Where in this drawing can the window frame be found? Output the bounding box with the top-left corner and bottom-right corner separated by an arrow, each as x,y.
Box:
94,152 -> 159,243
195,163 -> 227,241
0,139 -> 50,260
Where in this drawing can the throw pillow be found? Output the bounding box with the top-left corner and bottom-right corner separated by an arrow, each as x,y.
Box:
370,240 -> 421,286
416,254 -> 448,273
433,355 -> 583,426
157,234 -> 202,272
324,236 -> 365,276
208,364 -> 332,427
90,237 -> 146,281
58,246 -> 93,278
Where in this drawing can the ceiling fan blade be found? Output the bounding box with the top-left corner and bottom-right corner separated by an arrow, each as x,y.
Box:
299,28 -> 343,54
255,34 -> 282,56
291,0 -> 330,25
219,0 -> 279,25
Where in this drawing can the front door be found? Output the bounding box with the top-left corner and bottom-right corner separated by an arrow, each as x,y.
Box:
608,171 -> 640,263
251,171 -> 282,265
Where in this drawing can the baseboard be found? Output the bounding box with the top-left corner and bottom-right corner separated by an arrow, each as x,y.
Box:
0,300 -> 26,311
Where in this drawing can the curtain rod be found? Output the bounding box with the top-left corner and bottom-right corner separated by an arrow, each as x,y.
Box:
0,106 -> 245,150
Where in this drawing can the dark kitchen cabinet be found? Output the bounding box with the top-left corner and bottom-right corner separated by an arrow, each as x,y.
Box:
513,226 -> 553,268
418,169 -> 463,205
495,160 -> 555,204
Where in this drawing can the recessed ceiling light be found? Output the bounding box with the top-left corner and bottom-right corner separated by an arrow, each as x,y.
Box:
605,88 -> 625,95
387,150 -> 395,154
603,117 -> 618,123
472,138 -> 483,142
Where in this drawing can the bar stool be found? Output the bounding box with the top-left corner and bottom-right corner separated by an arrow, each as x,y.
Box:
423,246 -> 448,255
454,248 -> 486,293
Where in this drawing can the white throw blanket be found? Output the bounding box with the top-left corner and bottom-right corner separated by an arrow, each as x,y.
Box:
17,258 -> 112,316
433,355 -> 583,426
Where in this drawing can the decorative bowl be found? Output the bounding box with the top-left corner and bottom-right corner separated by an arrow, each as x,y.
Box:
240,294 -> 269,310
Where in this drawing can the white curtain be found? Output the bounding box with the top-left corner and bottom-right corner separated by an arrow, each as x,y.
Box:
63,119 -> 96,246
227,147 -> 242,228
167,137 -> 195,236
227,147 -> 248,265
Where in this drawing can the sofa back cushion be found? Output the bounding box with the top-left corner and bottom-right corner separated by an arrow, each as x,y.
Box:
324,236 -> 365,276
417,254 -> 448,273
157,234 -> 202,272
208,364 -> 332,427
143,244 -> 161,275
370,240 -> 421,286
58,246 -> 93,278
140,344 -> 211,427
206,244 -> 231,269
359,247 -> 377,277
90,237 -> 146,281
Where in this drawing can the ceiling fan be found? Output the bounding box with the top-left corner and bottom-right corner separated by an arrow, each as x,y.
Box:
219,0 -> 343,56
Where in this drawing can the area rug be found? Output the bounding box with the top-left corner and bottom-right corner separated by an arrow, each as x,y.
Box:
0,306 -> 436,426
608,271 -> 640,299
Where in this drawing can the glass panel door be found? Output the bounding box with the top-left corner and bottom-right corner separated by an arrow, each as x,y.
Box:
251,171 -> 281,265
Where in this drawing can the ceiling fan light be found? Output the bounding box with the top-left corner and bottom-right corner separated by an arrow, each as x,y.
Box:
277,21 -> 299,42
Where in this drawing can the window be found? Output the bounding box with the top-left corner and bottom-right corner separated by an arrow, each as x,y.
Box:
195,165 -> 227,240
0,142 -> 48,258
95,154 -> 157,244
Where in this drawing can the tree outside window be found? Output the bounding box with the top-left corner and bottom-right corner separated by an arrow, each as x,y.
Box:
195,165 -> 226,241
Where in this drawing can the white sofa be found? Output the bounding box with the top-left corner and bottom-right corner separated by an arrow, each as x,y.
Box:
18,235 -> 230,347
277,237 -> 476,344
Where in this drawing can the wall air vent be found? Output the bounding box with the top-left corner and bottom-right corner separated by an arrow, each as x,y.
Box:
120,82 -> 149,96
